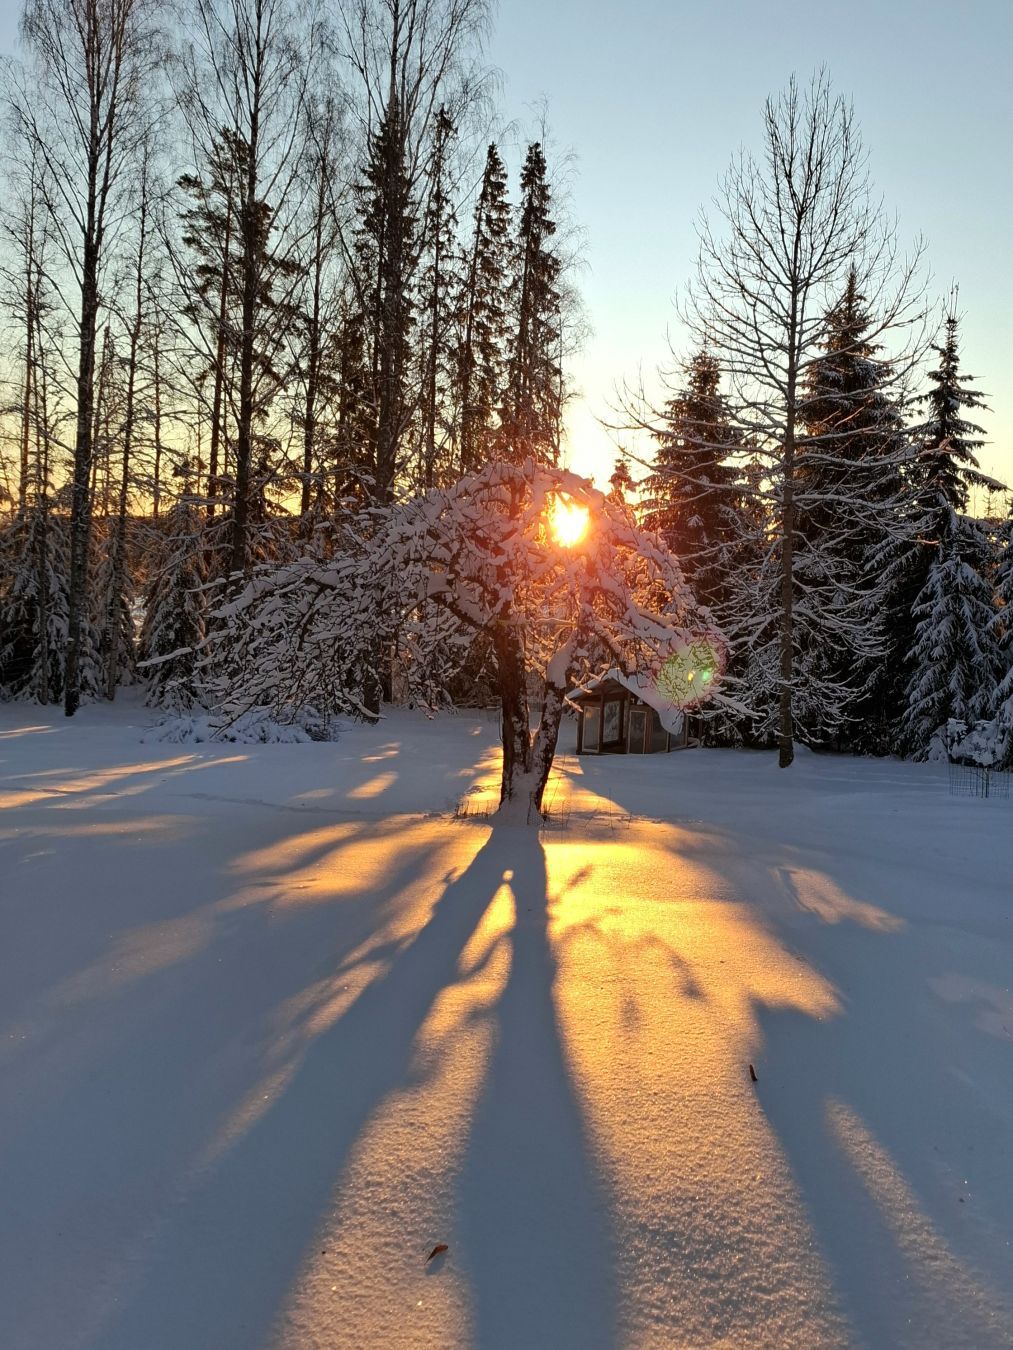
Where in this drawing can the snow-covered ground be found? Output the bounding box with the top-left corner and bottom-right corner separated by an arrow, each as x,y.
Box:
2,694 -> 1012,1350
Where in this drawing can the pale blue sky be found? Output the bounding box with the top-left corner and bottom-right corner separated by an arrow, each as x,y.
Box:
3,1 -> 1009,490
487,0 -> 1013,490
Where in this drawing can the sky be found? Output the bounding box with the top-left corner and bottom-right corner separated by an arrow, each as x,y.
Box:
486,0 -> 1013,491
2,0 -> 1009,493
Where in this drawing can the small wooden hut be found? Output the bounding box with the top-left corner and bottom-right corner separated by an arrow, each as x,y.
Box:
568,672 -> 691,756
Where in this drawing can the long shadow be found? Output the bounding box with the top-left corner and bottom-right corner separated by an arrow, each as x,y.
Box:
751,914 -> 1013,1348
458,828 -> 617,1350
87,824 -> 516,1350
591,752 -> 1013,1345
0,812 -> 459,1350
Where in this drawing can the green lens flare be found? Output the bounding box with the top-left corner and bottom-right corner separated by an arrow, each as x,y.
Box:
656,639 -> 724,709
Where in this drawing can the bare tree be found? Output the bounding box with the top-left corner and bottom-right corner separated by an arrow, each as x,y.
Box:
100,139 -> 156,697
14,0 -> 160,715
684,72 -> 926,766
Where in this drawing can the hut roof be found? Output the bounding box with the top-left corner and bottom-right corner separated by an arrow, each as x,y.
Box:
567,668 -> 685,736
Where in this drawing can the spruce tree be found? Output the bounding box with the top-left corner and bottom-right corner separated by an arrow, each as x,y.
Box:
639,352 -> 743,611
140,479 -> 209,711
795,272 -> 910,748
900,509 -> 998,756
0,506 -> 67,701
416,106 -> 460,490
354,102 -> 416,504
330,286 -> 375,507
456,142 -> 511,475
179,126 -> 301,558
896,312 -> 997,756
498,144 -> 563,466
0,508 -> 101,703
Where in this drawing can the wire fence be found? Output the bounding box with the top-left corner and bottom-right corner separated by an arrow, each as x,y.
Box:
948,761 -> 1011,800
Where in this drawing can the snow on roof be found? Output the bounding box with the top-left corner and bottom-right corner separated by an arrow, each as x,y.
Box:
567,668 -> 685,736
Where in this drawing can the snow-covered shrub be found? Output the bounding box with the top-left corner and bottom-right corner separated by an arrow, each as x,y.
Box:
943,717 -> 1008,768
142,704 -> 342,744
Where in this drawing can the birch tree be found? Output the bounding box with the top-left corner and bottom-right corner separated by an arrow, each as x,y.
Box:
14,0 -> 160,715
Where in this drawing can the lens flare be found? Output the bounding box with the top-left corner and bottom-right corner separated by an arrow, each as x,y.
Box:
550,496 -> 589,547
655,636 -> 726,711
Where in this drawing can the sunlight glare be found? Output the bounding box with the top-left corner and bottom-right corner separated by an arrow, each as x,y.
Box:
550,495 -> 589,548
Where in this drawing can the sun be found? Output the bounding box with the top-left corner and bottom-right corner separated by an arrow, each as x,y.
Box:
550,496 -> 589,547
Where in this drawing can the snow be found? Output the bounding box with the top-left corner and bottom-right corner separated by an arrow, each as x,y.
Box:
2,694 -> 1012,1349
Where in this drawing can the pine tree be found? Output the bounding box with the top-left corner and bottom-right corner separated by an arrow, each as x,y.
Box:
456,142 -> 510,475
498,144 -> 563,466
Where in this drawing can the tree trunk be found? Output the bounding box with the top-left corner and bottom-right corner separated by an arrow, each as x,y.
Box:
778,447 -> 795,767
301,196 -> 324,524
494,621 -> 533,812
19,319 -> 33,517
208,204 -> 232,522
229,68 -> 262,579
105,224 -> 144,699
152,328 -> 163,519
64,231 -> 101,718
778,271 -> 802,769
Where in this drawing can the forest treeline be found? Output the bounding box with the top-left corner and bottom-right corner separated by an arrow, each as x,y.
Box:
0,1 -> 1010,769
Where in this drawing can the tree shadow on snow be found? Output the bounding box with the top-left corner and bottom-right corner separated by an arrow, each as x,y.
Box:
457,828 -> 617,1350
83,822 -> 617,1350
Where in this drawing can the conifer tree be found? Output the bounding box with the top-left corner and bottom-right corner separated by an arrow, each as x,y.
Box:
899,509 -> 998,757
140,476 -> 209,710
608,454 -> 634,508
330,286 -> 375,505
639,351 -> 743,611
896,312 -> 998,756
0,508 -> 103,703
0,507 -> 68,701
416,106 -> 460,489
498,143 -> 563,465
913,311 -> 989,517
354,102 -> 416,502
798,271 -> 907,547
457,142 -> 510,474
178,124 -> 302,565
795,271 -> 911,747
